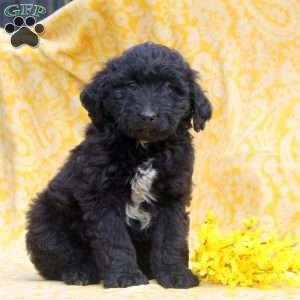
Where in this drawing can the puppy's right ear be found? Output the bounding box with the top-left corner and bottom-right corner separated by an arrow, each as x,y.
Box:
80,72 -> 106,125
188,70 -> 212,132
190,81 -> 212,132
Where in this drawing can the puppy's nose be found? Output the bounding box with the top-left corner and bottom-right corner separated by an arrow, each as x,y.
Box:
140,111 -> 157,123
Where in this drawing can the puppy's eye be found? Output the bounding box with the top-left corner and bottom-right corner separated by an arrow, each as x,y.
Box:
163,81 -> 171,89
127,81 -> 137,88
157,81 -> 172,91
161,81 -> 172,89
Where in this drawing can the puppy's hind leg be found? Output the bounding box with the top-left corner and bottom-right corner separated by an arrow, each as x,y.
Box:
26,196 -> 100,285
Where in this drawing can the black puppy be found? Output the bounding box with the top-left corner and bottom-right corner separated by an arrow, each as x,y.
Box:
26,42 -> 212,288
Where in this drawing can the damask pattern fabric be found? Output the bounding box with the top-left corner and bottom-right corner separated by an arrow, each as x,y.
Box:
0,0 -> 300,299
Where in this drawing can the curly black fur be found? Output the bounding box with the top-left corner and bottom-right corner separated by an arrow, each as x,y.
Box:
26,42 -> 212,288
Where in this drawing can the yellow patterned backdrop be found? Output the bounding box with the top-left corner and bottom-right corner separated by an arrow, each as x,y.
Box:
0,0 -> 300,299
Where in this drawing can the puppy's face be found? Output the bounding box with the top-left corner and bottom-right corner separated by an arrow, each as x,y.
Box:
81,43 -> 212,142
105,50 -> 192,142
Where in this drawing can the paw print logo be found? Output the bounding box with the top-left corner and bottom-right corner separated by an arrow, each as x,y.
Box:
4,16 -> 44,48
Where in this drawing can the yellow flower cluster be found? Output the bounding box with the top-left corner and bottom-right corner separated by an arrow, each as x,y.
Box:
191,211 -> 300,288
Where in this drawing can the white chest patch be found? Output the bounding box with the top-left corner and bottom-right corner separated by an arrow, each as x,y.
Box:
126,159 -> 157,230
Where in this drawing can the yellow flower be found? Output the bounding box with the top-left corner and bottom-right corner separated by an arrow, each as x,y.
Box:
191,211 -> 300,287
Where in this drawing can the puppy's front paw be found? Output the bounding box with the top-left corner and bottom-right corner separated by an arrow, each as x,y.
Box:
103,269 -> 148,288
155,268 -> 199,289
62,267 -> 100,286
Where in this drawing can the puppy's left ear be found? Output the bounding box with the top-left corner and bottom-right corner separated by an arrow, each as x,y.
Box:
189,72 -> 212,132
